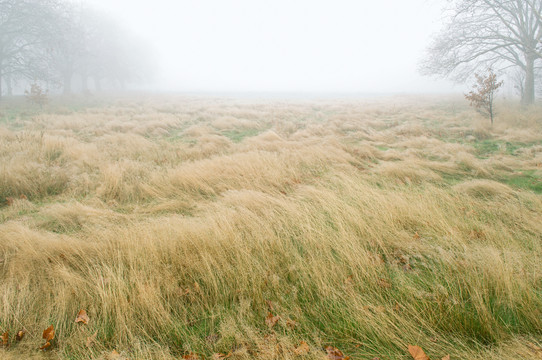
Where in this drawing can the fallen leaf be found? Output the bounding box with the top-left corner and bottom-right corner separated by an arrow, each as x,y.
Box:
193,281 -> 201,293
5,197 -> 14,206
1,331 -> 8,347
441,356 -> 450,360
19,194 -> 28,200
326,346 -> 350,360
15,330 -> 25,342
212,352 -> 232,359
266,300 -> 275,311
40,341 -> 52,351
265,312 -> 280,328
344,275 -> 354,286
286,318 -> 298,329
86,330 -> 98,348
408,345 -> 429,360
75,309 -> 90,325
294,341 -> 310,355
182,352 -> 200,359
43,325 -> 55,342
413,232 -> 420,240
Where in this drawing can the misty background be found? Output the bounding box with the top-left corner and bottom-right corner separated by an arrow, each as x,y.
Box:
82,0 -> 458,94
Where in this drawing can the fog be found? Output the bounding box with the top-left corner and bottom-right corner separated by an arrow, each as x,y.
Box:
83,0 -> 457,94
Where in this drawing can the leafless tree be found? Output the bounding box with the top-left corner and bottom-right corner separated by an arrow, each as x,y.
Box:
421,0 -> 542,106
0,0 -> 60,100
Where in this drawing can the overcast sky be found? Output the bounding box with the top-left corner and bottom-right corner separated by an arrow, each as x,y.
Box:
83,0 -> 458,94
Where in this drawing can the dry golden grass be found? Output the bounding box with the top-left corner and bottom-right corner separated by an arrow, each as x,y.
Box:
0,95 -> 541,359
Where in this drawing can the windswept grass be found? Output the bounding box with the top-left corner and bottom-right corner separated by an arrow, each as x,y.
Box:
0,95 -> 541,359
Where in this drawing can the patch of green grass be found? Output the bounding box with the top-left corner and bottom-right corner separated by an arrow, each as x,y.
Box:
220,128 -> 261,143
472,140 -> 537,158
500,170 -> 542,194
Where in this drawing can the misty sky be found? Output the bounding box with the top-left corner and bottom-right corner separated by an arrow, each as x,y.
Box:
84,0 -> 458,93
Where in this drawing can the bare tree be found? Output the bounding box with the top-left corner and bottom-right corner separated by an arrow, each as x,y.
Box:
0,0 -> 60,100
422,0 -> 542,106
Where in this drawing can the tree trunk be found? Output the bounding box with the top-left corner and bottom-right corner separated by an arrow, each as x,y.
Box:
6,74 -> 12,96
523,54 -> 535,106
81,75 -> 88,94
95,77 -> 102,92
63,72 -> 72,95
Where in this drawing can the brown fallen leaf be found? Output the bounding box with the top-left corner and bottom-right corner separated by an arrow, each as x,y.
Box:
286,318 -> 297,329
212,352 -> 232,359
408,345 -> 429,360
75,309 -> 90,325
441,356 -> 450,360
294,341 -> 310,355
413,232 -> 420,240
265,312 -> 280,328
19,194 -> 28,200
15,330 -> 25,342
265,299 -> 275,311
5,197 -> 14,206
43,325 -> 55,342
182,352 -> 200,359
86,330 -> 98,348
344,275 -> 354,286
326,346 -> 350,360
40,341 -> 52,351
1,331 -> 8,347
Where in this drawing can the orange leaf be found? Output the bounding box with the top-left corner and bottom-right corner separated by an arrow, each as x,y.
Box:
1,331 -> 8,347
265,312 -> 280,328
294,341 -> 310,355
42,325 -> 55,342
5,197 -> 14,206
86,330 -> 98,348
212,352 -> 232,359
75,309 -> 90,325
40,341 -> 52,351
408,345 -> 430,360
15,330 -> 25,342
326,346 -> 350,360
183,352 -> 200,360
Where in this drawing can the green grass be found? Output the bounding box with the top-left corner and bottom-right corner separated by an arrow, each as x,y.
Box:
220,128 -> 261,143
500,170 -> 542,194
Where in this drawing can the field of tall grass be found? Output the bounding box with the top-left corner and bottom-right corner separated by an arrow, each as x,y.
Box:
0,95 -> 541,359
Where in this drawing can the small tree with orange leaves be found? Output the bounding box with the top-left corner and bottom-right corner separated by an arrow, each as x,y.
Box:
464,70 -> 503,125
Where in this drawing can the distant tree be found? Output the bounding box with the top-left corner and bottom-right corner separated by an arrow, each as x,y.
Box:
422,0 -> 542,106
465,70 -> 504,125
0,0 -> 60,100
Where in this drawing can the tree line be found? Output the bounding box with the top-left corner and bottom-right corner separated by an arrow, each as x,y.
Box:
0,0 -> 150,100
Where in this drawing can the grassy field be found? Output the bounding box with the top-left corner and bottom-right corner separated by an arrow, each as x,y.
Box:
0,95 -> 541,359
